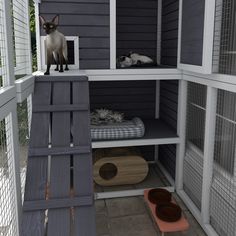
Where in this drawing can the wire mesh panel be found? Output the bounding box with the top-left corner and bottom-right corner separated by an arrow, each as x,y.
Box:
12,0 -> 31,78
17,98 -> 30,200
183,82 -> 207,210
0,0 -> 7,87
212,0 -> 223,73
218,0 -> 236,75
0,116 -> 18,236
210,89 -> 236,236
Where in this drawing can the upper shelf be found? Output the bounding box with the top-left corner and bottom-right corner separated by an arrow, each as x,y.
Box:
92,119 -> 180,149
33,68 -> 182,81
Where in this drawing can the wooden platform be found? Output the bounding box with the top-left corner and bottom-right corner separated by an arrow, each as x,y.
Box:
21,76 -> 96,236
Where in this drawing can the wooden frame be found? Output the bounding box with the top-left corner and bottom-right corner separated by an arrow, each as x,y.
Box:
40,36 -> 79,70
178,0 -> 216,74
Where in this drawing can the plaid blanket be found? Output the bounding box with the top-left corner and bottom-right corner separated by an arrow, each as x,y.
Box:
91,117 -> 145,140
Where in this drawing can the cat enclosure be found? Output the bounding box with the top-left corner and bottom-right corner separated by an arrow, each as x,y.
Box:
0,0 -> 236,236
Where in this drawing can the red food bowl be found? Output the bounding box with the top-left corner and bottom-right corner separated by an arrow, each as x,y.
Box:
148,188 -> 172,205
155,202 -> 182,222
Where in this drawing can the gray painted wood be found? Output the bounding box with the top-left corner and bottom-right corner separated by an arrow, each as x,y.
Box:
47,82 -> 71,236
23,196 -> 93,211
158,80 -> 179,179
116,0 -> 157,61
161,0 -> 179,66
22,82 -> 51,236
33,104 -> 88,112
28,146 -> 90,157
73,81 -> 96,236
39,0 -> 110,69
180,0 -> 205,66
90,81 -> 156,119
159,144 -> 176,179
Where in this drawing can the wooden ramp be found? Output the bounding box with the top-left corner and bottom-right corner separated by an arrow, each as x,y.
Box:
21,76 -> 96,236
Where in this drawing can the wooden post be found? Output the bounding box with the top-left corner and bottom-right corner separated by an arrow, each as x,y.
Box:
201,86 -> 217,224
175,79 -> 187,191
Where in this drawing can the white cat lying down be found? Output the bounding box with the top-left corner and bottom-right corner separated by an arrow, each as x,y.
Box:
117,52 -> 154,68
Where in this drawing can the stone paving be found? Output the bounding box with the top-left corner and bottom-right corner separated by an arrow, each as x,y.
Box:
95,194 -> 207,236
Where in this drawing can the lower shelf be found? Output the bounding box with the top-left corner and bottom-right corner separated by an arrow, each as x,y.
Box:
144,189 -> 189,234
92,119 -> 179,149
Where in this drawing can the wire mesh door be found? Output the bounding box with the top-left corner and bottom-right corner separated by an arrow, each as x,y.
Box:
210,89 -> 236,236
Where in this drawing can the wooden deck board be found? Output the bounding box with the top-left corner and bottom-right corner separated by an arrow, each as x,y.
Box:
22,82 -> 51,236
47,82 -> 71,236
73,81 -> 96,235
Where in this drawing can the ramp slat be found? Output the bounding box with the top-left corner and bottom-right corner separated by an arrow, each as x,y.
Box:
22,82 -> 51,236
47,82 -> 71,236
73,82 -> 96,236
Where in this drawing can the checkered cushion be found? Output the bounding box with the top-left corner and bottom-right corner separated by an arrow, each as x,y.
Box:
91,117 -> 145,140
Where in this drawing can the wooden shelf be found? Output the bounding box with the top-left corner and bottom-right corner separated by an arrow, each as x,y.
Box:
92,119 -> 179,149
33,68 -> 181,81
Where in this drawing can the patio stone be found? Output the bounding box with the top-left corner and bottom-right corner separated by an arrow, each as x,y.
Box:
106,197 -> 146,217
109,214 -> 157,236
96,213 -> 110,236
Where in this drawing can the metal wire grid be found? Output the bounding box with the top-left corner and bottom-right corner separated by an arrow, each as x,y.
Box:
212,0 -> 223,73
17,98 -> 30,200
0,0 -> 7,87
12,0 -> 30,78
218,0 -> 236,75
210,89 -> 236,236
0,116 -> 18,236
183,82 -> 207,210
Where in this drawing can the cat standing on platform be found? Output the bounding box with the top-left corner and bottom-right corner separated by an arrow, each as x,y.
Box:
39,15 -> 69,75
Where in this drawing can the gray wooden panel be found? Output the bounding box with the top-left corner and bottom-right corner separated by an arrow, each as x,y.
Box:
72,81 -> 96,235
42,0 -> 108,2
116,0 -> 157,61
161,0 -> 179,66
50,15 -> 109,26
40,2 -> 109,14
159,80 -> 178,179
90,81 -> 156,119
22,82 -> 51,236
159,144 -> 176,179
180,0 -> 205,65
160,80 -> 179,130
39,0 -> 110,69
47,82 -> 71,236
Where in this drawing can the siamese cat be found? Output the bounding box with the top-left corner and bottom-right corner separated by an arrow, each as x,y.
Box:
39,15 -> 69,75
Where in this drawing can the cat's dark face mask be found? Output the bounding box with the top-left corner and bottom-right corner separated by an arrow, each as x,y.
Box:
43,23 -> 57,34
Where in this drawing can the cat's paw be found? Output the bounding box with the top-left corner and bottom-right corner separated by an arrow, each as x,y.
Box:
44,71 -> 50,75
59,69 -> 64,73
54,68 -> 59,71
65,67 -> 69,71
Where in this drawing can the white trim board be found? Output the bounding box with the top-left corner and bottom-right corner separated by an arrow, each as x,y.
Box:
110,0 -> 116,69
95,186 -> 175,200
40,36 -> 79,70
92,137 -> 180,149
177,0 -> 216,74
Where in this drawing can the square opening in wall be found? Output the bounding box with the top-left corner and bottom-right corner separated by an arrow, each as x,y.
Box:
40,36 -> 79,70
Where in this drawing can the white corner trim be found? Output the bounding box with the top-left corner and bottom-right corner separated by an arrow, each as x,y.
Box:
110,0 -> 116,69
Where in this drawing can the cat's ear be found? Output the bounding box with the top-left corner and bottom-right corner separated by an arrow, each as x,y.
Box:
39,15 -> 46,25
52,15 -> 59,26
